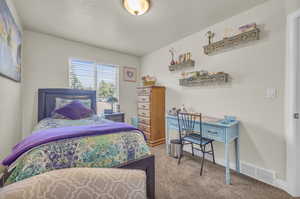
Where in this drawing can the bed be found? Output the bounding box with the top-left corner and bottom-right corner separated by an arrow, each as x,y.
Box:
1,88 -> 155,199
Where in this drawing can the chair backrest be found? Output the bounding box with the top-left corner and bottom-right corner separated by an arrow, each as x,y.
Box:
177,112 -> 203,141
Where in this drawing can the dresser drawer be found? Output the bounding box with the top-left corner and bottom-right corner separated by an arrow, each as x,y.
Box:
139,117 -> 150,125
138,123 -> 151,133
203,126 -> 225,141
138,95 -> 150,103
137,88 -> 151,96
138,103 -> 150,110
138,109 -> 150,118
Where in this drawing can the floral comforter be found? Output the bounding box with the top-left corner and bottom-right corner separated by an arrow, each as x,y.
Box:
5,117 -> 151,185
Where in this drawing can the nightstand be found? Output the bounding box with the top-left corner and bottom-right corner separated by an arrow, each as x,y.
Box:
104,112 -> 125,122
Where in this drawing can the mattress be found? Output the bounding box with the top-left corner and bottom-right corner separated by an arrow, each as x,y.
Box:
5,117 -> 151,185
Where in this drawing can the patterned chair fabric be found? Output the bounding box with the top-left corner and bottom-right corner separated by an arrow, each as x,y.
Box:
0,168 -> 147,199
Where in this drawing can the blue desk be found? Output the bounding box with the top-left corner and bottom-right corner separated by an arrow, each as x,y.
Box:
166,115 -> 240,184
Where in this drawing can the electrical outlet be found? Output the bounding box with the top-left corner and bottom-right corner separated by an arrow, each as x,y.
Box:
266,88 -> 277,99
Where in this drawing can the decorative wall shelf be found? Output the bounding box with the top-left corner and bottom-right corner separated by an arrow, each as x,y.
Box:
169,60 -> 195,71
179,72 -> 229,87
203,28 -> 260,55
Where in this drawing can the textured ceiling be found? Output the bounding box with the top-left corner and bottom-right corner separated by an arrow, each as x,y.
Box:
12,0 -> 267,56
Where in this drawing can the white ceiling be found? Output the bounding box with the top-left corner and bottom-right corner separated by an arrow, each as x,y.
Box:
12,0 -> 267,56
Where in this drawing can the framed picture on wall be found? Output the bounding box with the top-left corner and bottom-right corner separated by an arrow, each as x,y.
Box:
123,67 -> 137,82
0,0 -> 22,82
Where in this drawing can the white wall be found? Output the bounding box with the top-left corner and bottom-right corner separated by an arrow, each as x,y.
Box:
0,0 -> 22,160
141,0 -> 287,182
286,0 -> 300,14
22,31 -> 140,137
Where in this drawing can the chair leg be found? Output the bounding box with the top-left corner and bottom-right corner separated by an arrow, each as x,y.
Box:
200,145 -> 206,176
178,143 -> 184,165
211,142 -> 216,164
191,143 -> 194,156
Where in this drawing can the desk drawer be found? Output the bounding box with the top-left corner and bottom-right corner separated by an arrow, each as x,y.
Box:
138,103 -> 150,110
138,96 -> 150,103
203,126 -> 225,141
138,109 -> 150,118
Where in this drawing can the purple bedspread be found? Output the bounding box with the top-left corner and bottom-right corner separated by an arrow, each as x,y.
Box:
2,122 -> 144,166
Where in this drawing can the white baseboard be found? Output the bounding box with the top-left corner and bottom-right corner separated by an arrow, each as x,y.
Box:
274,179 -> 288,192
182,147 -> 287,192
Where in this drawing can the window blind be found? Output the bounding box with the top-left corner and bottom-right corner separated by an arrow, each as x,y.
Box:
69,59 -> 96,90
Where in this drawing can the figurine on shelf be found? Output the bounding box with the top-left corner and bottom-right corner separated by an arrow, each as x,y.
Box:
183,54 -> 186,63
179,54 -> 183,64
169,48 -> 176,65
187,52 -> 192,61
206,31 -> 215,44
178,52 -> 192,64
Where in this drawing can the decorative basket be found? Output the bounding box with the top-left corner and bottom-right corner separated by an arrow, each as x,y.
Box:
143,81 -> 156,86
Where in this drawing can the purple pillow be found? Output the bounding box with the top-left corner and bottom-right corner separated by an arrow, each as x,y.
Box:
53,101 -> 94,120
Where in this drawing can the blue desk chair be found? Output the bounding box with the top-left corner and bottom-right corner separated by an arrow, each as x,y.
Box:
177,112 -> 216,175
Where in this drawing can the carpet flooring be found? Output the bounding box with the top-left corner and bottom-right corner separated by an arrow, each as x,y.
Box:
151,145 -> 295,199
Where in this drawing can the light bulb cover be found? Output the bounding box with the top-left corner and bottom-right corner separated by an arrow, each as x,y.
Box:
122,0 -> 150,16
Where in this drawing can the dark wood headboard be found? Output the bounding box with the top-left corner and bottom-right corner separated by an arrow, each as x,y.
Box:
38,88 -> 97,122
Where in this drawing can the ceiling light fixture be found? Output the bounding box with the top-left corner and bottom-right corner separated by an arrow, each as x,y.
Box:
122,0 -> 150,16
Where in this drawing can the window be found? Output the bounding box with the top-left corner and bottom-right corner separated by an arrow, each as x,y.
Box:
69,58 -> 119,113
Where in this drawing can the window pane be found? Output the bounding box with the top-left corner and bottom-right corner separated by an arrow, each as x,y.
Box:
96,64 -> 118,114
70,59 -> 96,90
97,64 -> 118,100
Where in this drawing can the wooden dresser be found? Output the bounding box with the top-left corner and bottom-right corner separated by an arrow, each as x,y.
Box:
137,86 -> 166,147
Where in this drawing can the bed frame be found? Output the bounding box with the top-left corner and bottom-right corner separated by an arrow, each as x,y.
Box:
2,89 -> 155,199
